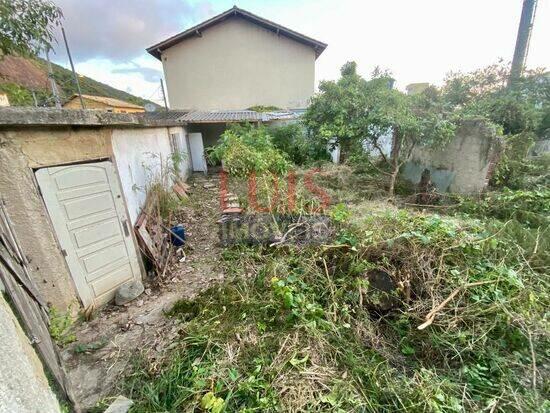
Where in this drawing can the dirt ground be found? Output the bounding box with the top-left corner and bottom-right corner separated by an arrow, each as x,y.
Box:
60,172 -> 226,410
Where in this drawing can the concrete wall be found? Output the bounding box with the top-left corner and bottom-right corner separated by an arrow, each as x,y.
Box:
0,127 -> 113,310
0,122 -> 187,310
0,294 -> 60,413
112,126 -> 190,224
162,16 -> 316,110
402,119 -> 501,193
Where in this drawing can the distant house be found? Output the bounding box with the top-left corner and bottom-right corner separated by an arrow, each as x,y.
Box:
63,94 -> 144,113
147,6 -> 327,111
0,93 -> 9,107
406,83 -> 430,95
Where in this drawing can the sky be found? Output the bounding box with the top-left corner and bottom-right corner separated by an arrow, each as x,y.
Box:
50,0 -> 550,105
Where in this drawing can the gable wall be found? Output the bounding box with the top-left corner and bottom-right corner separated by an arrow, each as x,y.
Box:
162,16 -> 316,110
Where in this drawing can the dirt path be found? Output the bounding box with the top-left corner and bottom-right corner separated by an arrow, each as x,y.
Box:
61,173 -> 225,410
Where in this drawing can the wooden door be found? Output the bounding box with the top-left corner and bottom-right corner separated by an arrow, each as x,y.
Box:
35,161 -> 141,308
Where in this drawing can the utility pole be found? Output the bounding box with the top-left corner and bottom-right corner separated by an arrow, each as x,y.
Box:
160,78 -> 168,111
45,48 -> 62,108
61,26 -> 86,109
509,0 -> 538,86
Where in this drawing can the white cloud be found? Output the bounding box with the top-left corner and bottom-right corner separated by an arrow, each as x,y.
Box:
51,0 -> 550,100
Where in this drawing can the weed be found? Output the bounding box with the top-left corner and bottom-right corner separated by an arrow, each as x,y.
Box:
121,197 -> 548,412
49,306 -> 76,346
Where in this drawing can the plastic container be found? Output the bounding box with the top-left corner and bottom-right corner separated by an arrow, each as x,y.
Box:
170,225 -> 186,247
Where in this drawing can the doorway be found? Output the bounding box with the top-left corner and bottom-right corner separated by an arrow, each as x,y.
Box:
35,160 -> 141,308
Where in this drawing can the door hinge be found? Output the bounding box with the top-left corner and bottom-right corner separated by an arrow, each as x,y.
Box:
61,249 -> 67,257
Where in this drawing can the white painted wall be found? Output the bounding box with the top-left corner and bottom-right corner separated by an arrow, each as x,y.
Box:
112,126 -> 190,224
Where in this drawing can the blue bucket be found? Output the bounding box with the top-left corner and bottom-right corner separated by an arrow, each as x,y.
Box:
170,225 -> 186,246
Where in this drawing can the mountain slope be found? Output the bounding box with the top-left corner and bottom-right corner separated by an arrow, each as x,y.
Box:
0,55 -> 156,108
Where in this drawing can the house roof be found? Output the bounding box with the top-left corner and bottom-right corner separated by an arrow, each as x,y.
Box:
65,94 -> 144,109
179,110 -> 264,123
142,110 -> 188,122
178,109 -> 300,123
146,6 -> 327,60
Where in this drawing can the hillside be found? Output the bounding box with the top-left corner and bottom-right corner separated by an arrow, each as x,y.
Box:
0,55 -> 155,108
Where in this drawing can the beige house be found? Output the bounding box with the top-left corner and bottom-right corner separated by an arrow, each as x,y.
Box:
63,94 -> 144,113
147,6 -> 327,110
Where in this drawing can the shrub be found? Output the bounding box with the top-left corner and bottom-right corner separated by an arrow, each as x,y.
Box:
491,132 -> 549,189
208,124 -> 291,176
269,123 -> 330,165
455,187 -> 550,228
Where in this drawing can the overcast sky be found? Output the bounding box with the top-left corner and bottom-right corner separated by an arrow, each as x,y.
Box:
50,0 -> 550,105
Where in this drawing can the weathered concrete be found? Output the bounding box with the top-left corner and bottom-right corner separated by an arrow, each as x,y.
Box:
0,295 -> 61,413
0,107 -> 183,127
0,131 -> 82,309
402,119 -> 502,193
112,126 -> 190,224
0,120 -> 190,310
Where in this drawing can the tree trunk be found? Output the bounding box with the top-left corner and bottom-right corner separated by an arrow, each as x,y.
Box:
388,166 -> 399,197
388,128 -> 402,197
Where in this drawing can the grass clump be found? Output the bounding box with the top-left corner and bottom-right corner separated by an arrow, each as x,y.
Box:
123,205 -> 548,412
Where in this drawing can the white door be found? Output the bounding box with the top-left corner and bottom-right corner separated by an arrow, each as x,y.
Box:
36,161 -> 141,308
188,132 -> 207,172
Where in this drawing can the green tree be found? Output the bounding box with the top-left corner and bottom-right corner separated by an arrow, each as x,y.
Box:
304,62 -> 455,196
441,62 -> 550,189
441,62 -> 549,136
0,0 -> 62,57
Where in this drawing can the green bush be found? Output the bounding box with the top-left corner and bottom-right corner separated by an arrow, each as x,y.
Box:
208,124 -> 291,176
491,133 -> 549,189
269,123 -> 330,165
124,208 -> 548,412
455,187 -> 550,228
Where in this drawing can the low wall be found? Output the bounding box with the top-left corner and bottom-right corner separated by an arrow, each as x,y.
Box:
402,119 -> 501,193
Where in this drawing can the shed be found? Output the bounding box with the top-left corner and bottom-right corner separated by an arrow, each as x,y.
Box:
0,108 -> 191,310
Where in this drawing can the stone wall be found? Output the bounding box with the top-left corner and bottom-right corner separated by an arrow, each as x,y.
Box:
402,119 -> 502,193
0,294 -> 61,413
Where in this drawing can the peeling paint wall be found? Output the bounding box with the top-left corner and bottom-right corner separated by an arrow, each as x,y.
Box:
402,120 -> 502,193
112,126 -> 189,224
0,127 -> 112,309
0,294 -> 61,413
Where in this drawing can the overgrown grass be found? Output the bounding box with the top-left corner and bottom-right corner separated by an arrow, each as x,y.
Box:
123,205 -> 549,412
